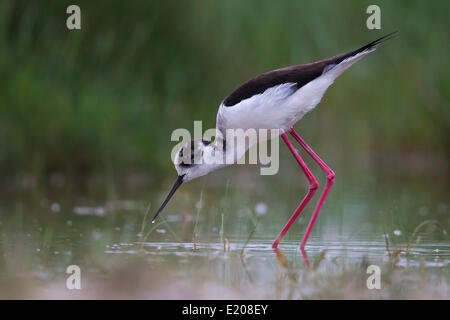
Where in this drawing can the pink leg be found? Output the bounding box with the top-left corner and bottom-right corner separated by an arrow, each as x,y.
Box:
288,128 -> 335,249
300,248 -> 311,269
272,132 -> 319,248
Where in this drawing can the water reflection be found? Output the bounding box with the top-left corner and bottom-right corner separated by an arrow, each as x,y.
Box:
0,168 -> 448,298
100,235 -> 448,299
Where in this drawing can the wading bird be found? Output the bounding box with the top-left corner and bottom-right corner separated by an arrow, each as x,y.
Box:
153,33 -> 396,249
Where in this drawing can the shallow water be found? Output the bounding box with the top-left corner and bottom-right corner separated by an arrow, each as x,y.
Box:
0,167 -> 448,299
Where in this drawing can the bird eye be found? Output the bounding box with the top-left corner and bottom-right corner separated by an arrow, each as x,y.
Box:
178,140 -> 205,168
178,144 -> 195,168
179,162 -> 193,168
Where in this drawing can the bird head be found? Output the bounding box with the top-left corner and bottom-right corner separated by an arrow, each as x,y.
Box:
152,138 -> 217,223
174,139 -> 213,182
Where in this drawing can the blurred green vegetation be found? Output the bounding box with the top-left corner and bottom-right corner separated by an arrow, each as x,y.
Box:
0,0 -> 448,187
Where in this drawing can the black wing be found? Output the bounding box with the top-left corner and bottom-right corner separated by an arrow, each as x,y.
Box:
223,32 -> 396,107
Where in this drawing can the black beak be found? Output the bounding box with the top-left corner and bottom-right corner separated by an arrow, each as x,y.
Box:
152,175 -> 184,223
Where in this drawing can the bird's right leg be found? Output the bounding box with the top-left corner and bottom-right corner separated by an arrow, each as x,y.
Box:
272,132 -> 319,248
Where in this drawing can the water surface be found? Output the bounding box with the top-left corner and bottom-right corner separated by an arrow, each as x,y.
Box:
0,168 -> 448,299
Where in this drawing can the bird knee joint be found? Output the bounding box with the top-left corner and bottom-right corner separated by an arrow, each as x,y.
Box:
310,180 -> 319,191
327,171 -> 335,182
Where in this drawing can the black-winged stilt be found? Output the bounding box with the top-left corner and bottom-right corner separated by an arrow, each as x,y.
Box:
153,32 -> 396,249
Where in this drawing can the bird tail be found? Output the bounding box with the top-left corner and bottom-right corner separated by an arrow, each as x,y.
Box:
322,32 -> 397,80
356,31 -> 398,52
335,31 -> 398,64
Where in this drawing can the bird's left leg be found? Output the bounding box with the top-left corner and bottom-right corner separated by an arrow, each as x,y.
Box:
288,128 -> 335,249
272,132 -> 319,248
